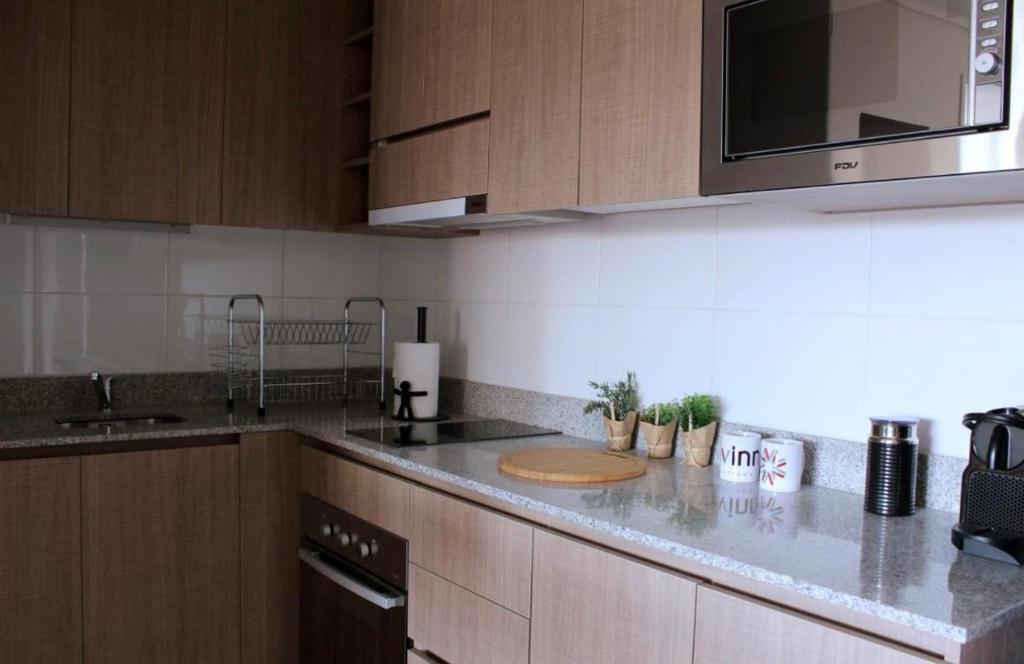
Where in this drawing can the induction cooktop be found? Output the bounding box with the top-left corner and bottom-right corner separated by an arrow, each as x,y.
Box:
346,418 -> 560,447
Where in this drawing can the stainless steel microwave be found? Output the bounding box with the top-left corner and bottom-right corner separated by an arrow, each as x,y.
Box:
701,0 -> 1024,205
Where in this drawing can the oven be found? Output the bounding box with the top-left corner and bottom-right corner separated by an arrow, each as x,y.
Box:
701,0 -> 1024,198
299,494 -> 408,664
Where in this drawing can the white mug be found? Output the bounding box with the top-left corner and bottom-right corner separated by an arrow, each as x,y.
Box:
717,431 -> 762,483
759,438 -> 804,493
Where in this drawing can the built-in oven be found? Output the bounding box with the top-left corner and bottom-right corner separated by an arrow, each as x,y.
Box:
701,0 -> 1024,203
299,494 -> 408,664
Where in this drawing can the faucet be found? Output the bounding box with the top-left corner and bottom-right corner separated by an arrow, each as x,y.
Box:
90,371 -> 113,412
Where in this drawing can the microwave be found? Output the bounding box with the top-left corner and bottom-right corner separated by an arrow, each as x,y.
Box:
700,0 -> 1024,209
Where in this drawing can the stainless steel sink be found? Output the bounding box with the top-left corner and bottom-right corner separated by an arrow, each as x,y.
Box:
55,413 -> 186,429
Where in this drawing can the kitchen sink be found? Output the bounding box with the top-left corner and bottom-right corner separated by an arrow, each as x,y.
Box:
55,413 -> 187,429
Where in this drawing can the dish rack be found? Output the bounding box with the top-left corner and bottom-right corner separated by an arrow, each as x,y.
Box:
212,295 -> 386,416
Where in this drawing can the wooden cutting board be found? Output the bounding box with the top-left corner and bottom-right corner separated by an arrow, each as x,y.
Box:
498,448 -> 647,483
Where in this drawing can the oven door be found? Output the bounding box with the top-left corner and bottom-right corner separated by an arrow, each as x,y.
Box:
300,542 -> 407,664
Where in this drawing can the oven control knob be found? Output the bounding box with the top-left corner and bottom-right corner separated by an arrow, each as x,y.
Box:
370,540 -> 379,555
337,532 -> 352,546
358,542 -> 370,557
975,52 -> 1002,75
320,524 -> 333,537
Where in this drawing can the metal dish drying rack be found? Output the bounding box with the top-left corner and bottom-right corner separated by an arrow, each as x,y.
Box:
212,295 -> 386,416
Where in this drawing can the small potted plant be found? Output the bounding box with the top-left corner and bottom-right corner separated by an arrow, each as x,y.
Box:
639,401 -> 680,459
678,393 -> 718,467
583,371 -> 639,451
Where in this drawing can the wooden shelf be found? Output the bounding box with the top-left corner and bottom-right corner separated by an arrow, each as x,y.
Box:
344,26 -> 373,48
340,156 -> 369,170
342,91 -> 371,109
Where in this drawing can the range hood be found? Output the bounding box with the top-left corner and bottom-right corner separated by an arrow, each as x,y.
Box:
368,195 -> 600,230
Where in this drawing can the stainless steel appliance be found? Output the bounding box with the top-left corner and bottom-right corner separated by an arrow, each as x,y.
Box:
701,0 -> 1024,210
300,494 -> 408,662
864,417 -> 919,517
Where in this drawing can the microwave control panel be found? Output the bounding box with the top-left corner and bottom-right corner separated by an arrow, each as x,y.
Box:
974,0 -> 1009,124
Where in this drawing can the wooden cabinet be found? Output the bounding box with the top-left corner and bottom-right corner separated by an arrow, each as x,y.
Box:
371,0 -> 492,140
694,587 -> 938,664
369,117 -> 489,210
530,530 -> 697,664
578,0 -> 702,207
301,446 -> 410,537
0,458 -> 82,664
241,432 -> 302,664
0,0 -> 70,216
81,445 -> 241,663
409,564 -> 530,664
69,0 -> 225,224
223,0 -> 354,231
409,484 -> 533,617
488,0 -> 583,214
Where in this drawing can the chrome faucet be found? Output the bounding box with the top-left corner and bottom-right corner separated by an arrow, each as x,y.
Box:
90,371 -> 113,412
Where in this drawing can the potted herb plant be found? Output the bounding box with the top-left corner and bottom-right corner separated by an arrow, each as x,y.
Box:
583,371 -> 639,451
679,393 -> 718,467
639,401 -> 680,459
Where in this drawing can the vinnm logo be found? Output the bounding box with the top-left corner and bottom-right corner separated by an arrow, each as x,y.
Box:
834,161 -> 859,170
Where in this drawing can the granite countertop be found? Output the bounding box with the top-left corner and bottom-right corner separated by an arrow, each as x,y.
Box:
1,402 -> 1021,645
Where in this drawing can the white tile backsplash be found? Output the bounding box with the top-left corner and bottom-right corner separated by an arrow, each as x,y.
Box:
506,303 -> 597,399
437,300 -> 508,386
283,231 -> 380,299
508,223 -> 601,305
35,226 -> 168,294
0,225 -> 34,292
168,225 -> 284,296
0,294 -> 33,376
380,238 -> 439,301
437,230 -> 510,302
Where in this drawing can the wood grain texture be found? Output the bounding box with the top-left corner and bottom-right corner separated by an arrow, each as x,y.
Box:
0,0 -> 70,216
241,432 -> 301,664
301,446 -> 410,537
694,586 -> 940,664
371,0 -> 492,140
578,0 -> 702,206
82,446 -> 241,664
951,613 -> 1024,664
223,0 -> 351,231
409,564 -> 530,664
498,448 -> 647,484
488,0 -> 582,214
70,0 -> 225,223
0,457 -> 82,664
531,530 -> 697,664
409,485 -> 533,617
370,117 -> 489,209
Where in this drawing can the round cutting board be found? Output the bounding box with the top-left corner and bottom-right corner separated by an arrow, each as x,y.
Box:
498,448 -> 647,483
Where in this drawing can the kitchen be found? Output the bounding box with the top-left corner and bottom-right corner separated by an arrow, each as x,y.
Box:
2,0 -> 1024,663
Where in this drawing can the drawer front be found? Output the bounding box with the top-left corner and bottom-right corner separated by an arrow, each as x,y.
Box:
409,484 -> 533,617
694,587 -> 940,664
300,447 -> 409,538
409,564 -> 529,664
369,117 -> 489,210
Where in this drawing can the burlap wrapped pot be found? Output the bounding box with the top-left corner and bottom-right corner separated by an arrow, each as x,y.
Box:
640,420 -> 677,459
681,421 -> 718,467
603,410 -> 638,452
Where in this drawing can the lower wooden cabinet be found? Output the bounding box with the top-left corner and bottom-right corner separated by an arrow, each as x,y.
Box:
530,530 -> 698,664
81,445 -> 241,663
693,587 -> 939,664
0,457 -> 82,664
409,563 -> 530,664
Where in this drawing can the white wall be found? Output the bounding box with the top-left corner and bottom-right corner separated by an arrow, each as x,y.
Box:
430,203 -> 1024,459
0,221 -> 435,377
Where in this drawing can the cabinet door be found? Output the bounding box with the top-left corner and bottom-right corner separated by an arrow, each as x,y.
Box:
241,432 -> 302,664
530,530 -> 697,664
0,457 -> 82,664
82,446 -> 240,663
70,0 -> 225,224
223,0 -> 348,230
409,564 -> 530,664
487,0 -> 583,214
371,0 -> 492,139
578,0 -> 702,206
694,587 -> 938,664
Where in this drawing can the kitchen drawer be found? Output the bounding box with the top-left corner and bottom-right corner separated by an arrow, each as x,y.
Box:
369,117 -> 489,210
300,447 -> 409,538
409,484 -> 533,617
694,587 -> 941,664
409,564 -> 529,664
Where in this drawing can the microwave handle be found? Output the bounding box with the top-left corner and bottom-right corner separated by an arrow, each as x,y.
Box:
299,546 -> 406,610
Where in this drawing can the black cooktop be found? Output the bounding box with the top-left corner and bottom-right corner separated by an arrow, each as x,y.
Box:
346,418 -> 560,447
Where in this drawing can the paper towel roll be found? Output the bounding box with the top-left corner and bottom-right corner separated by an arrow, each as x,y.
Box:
393,342 -> 440,419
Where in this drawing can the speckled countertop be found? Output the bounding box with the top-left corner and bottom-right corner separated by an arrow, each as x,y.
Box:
2,403 -> 1021,646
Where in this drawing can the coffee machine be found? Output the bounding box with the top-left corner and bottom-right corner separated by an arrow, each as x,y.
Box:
952,407 -> 1024,565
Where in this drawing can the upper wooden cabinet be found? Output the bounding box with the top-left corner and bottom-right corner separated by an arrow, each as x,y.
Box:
578,0 -> 702,207
371,0 -> 492,140
0,0 -> 70,216
487,0 -> 583,214
70,0 -> 225,224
